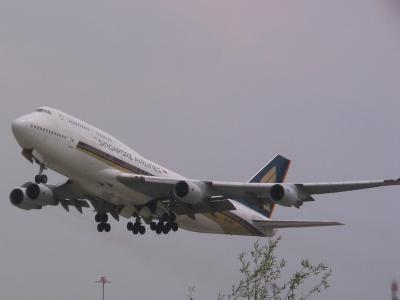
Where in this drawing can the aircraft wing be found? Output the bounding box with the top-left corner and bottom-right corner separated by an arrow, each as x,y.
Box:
252,219 -> 344,229
51,181 -> 91,213
117,173 -> 400,209
116,174 -> 236,215
208,179 -> 400,197
296,179 -> 400,194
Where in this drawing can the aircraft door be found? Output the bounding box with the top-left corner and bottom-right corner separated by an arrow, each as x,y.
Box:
58,114 -> 76,149
68,134 -> 76,149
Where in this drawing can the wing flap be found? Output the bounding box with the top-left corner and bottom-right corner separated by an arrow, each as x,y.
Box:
171,199 -> 236,215
117,174 -> 178,198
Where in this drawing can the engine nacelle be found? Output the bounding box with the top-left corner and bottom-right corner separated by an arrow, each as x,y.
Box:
9,183 -> 58,210
174,181 -> 207,205
269,184 -> 305,208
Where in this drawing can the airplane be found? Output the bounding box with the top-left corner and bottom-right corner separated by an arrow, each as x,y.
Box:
9,106 -> 400,237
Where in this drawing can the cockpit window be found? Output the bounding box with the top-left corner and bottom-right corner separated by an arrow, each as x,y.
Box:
35,108 -> 52,115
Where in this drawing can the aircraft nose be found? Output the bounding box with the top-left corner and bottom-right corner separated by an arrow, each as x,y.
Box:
11,116 -> 31,148
11,117 -> 27,137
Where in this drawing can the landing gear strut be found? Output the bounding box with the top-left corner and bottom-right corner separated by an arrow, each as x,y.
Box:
34,163 -> 48,184
95,213 -> 111,232
127,217 -> 146,235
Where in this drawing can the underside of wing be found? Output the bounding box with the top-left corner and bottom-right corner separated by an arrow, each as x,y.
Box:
116,174 -> 236,216
53,180 -> 91,213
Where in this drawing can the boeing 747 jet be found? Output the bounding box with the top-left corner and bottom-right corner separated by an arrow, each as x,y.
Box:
9,107 -> 400,237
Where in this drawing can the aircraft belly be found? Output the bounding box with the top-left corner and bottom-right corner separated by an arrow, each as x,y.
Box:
177,210 -> 266,237
177,214 -> 225,234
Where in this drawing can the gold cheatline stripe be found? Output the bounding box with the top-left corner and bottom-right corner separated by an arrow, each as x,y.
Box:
76,141 -> 152,175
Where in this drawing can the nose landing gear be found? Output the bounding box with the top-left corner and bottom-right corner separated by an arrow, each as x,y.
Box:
34,163 -> 48,184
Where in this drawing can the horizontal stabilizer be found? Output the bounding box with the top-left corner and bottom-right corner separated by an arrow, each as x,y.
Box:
253,219 -> 344,229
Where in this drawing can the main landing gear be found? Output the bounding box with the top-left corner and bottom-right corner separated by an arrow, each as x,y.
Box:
149,212 -> 179,235
97,212 -> 178,236
34,163 -> 48,184
127,217 -> 146,235
95,213 -> 111,232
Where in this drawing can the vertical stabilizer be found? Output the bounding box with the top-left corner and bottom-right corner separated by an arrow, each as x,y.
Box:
249,154 -> 291,184
247,154 -> 291,218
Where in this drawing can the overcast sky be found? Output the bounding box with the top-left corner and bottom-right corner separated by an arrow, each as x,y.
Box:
1,0 -> 400,299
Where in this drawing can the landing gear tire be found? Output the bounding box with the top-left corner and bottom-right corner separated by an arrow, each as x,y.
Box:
40,175 -> 48,184
97,223 -> 104,232
150,222 -> 156,231
95,213 -> 108,223
128,217 -> 146,236
132,226 -> 139,235
162,225 -> 171,235
35,174 -> 47,184
35,163 -> 48,184
127,222 -> 134,231
95,213 -> 110,233
156,222 -> 163,234
171,222 -> 179,232
139,226 -> 146,235
95,213 -> 102,223
101,213 -> 108,223
164,222 -> 171,231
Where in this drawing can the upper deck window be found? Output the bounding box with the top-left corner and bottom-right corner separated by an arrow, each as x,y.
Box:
95,131 -> 112,142
68,119 -> 90,131
35,108 -> 52,115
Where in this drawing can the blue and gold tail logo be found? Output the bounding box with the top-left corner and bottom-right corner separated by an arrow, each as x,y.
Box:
248,155 -> 291,218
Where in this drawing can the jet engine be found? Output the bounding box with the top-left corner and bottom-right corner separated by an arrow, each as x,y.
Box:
174,181 -> 207,205
269,184 -> 305,208
9,182 -> 58,210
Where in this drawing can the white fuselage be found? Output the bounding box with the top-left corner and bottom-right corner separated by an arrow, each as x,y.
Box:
12,107 -> 272,236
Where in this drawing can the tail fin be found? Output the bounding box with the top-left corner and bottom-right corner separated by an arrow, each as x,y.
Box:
247,154 -> 291,218
249,154 -> 291,184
